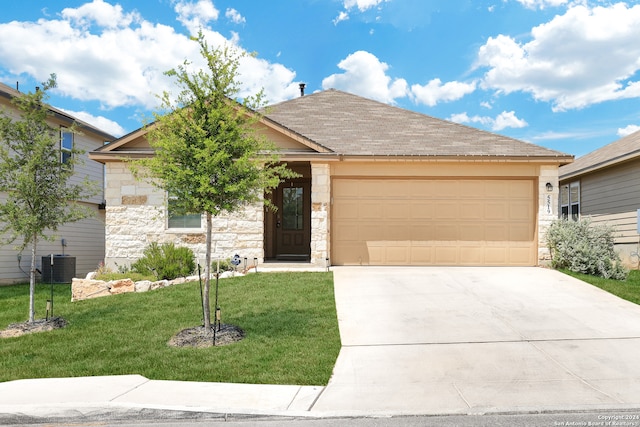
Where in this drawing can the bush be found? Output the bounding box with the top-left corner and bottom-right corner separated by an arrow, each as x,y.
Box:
131,242 -> 196,280
546,218 -> 628,280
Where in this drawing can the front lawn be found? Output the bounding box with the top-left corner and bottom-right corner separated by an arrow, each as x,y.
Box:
0,272 -> 341,385
562,269 -> 640,305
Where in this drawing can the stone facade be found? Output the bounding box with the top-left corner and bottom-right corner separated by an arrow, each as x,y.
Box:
310,162 -> 330,266
537,164 -> 560,264
104,162 -> 264,269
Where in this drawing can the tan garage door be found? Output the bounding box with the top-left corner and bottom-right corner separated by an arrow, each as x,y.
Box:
332,178 -> 536,266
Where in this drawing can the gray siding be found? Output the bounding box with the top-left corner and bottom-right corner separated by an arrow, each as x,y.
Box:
579,158 -> 640,244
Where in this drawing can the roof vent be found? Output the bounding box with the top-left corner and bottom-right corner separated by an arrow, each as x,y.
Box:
299,83 -> 306,97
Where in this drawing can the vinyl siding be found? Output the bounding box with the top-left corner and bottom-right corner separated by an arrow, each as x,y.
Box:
579,158 -> 640,244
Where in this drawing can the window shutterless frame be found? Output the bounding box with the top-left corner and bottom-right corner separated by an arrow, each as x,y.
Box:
60,127 -> 73,164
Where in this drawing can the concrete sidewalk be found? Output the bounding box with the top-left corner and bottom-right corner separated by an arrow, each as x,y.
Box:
0,375 -> 323,419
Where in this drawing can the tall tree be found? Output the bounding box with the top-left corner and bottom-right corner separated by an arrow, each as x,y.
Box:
0,75 -> 97,322
132,34 -> 295,331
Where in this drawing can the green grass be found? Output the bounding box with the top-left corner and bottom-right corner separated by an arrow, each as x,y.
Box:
0,272 -> 341,385
562,269 -> 640,305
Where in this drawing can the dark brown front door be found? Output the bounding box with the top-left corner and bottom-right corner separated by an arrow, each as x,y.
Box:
273,180 -> 311,261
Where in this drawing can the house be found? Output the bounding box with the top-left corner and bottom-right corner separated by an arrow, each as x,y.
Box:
559,129 -> 640,268
0,82 -> 115,284
89,89 -> 572,268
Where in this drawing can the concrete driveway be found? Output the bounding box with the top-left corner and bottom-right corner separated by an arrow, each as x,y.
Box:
311,267 -> 640,416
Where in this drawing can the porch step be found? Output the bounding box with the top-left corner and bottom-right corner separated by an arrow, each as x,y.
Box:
255,262 -> 328,273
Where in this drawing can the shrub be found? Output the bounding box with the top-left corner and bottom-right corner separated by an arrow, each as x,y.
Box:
546,218 -> 628,280
131,242 -> 196,280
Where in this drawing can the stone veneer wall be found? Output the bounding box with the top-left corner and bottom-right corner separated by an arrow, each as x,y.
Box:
537,164 -> 560,264
310,163 -> 330,266
105,162 -> 264,269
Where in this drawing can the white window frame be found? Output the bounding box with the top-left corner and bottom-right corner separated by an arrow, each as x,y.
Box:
60,127 -> 73,164
560,181 -> 580,220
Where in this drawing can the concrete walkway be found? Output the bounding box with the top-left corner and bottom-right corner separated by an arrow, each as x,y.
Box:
2,267 -> 640,420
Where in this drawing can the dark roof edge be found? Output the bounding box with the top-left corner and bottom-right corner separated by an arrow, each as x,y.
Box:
560,148 -> 640,181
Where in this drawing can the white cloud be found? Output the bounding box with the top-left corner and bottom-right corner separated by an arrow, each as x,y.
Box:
343,0 -> 388,12
411,78 -> 476,107
322,51 -> 408,103
174,0 -> 219,34
476,3 -> 640,111
0,1 -> 297,114
515,0 -> 570,10
333,11 -> 349,25
225,8 -> 245,24
61,109 -> 127,137
60,0 -> 139,29
617,124 -> 640,137
449,111 -> 528,131
493,111 -> 528,131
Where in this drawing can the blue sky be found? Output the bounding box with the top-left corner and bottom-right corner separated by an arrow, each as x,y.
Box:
1,0 -> 640,157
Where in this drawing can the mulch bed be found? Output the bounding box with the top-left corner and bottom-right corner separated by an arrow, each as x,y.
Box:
167,324 -> 245,348
0,317 -> 67,338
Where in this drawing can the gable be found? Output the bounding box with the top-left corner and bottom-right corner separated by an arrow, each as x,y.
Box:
90,89 -> 573,164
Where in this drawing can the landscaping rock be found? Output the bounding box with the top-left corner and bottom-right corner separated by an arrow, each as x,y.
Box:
71,279 -> 111,301
109,279 -> 135,295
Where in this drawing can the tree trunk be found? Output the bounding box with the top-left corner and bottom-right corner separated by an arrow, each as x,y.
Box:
203,212 -> 213,331
28,236 -> 37,323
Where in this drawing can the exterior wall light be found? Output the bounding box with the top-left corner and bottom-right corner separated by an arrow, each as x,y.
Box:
546,182 -> 554,192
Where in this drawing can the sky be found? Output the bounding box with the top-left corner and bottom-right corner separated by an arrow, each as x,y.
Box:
1,0 -> 640,157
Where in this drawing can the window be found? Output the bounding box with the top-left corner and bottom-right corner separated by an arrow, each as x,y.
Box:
60,128 -> 73,164
167,196 -> 201,229
282,187 -> 304,230
560,181 -> 580,220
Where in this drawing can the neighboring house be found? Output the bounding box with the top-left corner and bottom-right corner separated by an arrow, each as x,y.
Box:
559,129 -> 640,268
89,89 -> 572,268
0,82 -> 115,284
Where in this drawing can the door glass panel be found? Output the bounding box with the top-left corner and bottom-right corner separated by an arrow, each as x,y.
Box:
283,187 -> 303,230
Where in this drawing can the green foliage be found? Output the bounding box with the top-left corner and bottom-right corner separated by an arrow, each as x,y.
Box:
127,32 -> 297,327
131,33 -> 295,219
0,74 -> 96,249
546,218 -> 628,280
0,272 -> 340,385
131,242 -> 196,280
0,74 -> 98,322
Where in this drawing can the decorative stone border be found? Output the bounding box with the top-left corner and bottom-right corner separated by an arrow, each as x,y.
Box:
71,271 -> 243,302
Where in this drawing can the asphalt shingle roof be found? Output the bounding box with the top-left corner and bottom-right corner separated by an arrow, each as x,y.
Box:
560,129 -> 640,179
264,89 -> 571,159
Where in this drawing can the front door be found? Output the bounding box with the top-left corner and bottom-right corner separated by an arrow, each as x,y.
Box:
273,180 -> 311,261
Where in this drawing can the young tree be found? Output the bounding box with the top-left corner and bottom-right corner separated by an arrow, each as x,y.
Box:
0,75 -> 97,322
132,33 -> 295,332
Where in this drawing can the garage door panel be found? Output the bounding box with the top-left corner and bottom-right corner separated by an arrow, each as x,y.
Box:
509,224 -> 534,241
435,202 -> 459,219
510,202 -> 532,220
460,202 -> 484,219
384,203 -> 409,219
332,178 -> 536,266
409,201 -> 434,219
